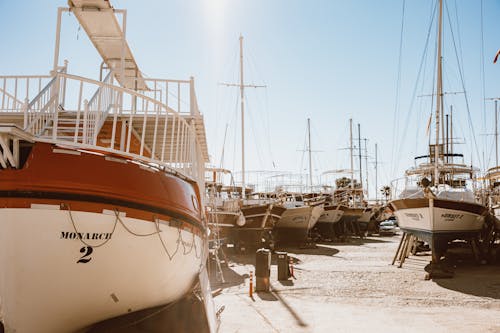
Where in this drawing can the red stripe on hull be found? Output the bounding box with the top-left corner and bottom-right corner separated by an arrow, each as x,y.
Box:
0,143 -> 205,232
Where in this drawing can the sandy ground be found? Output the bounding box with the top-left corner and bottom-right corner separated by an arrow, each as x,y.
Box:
208,235 -> 500,333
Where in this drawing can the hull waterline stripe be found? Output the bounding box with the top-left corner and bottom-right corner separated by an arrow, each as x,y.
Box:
0,190 -> 205,233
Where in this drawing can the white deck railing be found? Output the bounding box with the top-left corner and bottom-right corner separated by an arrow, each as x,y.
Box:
0,74 -> 53,113
0,69 -> 205,183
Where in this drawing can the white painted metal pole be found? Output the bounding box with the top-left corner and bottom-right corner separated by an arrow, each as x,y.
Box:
375,143 -> 378,203
240,35 -> 246,199
52,8 -> 64,74
434,0 -> 443,186
496,100 -> 498,167
308,118 -> 313,192
350,118 -> 354,190
121,10 -> 127,89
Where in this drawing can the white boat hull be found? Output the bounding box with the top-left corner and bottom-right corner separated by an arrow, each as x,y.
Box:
277,205 -> 324,230
393,206 -> 484,234
0,207 -> 205,332
391,198 -> 486,256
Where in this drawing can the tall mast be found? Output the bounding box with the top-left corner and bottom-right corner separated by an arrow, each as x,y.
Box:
445,114 -> 449,164
350,119 -> 354,190
220,36 -> 265,199
307,118 -> 313,192
496,100 -> 498,166
364,138 -> 369,199
375,143 -> 378,203
450,105 -> 453,158
239,36 -> 246,199
434,0 -> 444,186
358,123 -> 363,201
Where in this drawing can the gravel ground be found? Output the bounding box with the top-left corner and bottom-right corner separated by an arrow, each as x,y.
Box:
209,235 -> 500,333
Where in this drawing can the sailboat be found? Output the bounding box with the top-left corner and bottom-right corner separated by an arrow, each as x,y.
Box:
274,119 -> 324,244
389,0 -> 487,270
0,1 -> 211,331
318,119 -> 373,239
219,36 -> 285,250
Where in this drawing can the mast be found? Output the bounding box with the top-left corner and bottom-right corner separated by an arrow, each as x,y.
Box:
496,100 -> 498,166
307,118 -> 313,192
450,105 -> 453,158
364,138 -> 369,199
434,0 -> 444,186
375,143 -> 378,203
350,119 -> 354,191
445,114 -> 449,164
220,36 -> 265,199
358,123 -> 363,200
239,36 -> 246,199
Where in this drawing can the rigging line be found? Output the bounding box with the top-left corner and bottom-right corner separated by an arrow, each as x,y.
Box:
264,88 -> 276,168
391,0 -> 406,177
452,0 -> 466,95
219,123 -> 229,168
245,56 -> 274,169
395,1 -> 438,174
245,91 -> 267,170
299,123 -> 308,177
445,0 -> 482,169
66,203 -> 118,248
232,91 -> 239,174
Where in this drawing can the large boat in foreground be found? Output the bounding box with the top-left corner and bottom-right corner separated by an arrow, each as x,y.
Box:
0,1 -> 211,332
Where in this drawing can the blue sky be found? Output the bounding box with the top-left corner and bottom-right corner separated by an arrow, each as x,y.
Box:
1,0 -> 499,198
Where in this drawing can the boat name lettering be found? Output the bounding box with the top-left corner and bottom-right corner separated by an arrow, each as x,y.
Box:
441,213 -> 463,221
60,231 -> 112,240
404,213 -> 422,221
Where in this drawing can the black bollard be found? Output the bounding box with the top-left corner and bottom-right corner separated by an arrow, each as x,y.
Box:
276,251 -> 289,281
255,248 -> 271,291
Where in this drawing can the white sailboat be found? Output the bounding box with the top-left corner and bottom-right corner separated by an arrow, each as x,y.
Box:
274,119 -> 324,244
389,0 -> 487,268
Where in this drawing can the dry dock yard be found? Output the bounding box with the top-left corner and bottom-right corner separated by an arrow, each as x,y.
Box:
209,236 -> 500,333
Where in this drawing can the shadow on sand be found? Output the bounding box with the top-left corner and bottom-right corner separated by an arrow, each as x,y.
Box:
433,246 -> 500,299
208,258 -> 248,289
277,244 -> 340,258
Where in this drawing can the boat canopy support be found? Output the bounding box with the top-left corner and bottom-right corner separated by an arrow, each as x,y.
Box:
54,1 -> 148,90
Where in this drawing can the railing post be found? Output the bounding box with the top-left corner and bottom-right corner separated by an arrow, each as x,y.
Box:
62,60 -> 68,107
83,99 -> 89,144
189,76 -> 195,115
23,98 -> 29,129
94,110 -> 100,145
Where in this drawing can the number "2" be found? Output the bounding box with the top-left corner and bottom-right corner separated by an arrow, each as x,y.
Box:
77,246 -> 93,263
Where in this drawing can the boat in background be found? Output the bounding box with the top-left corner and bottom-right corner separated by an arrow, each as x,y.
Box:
274,192 -> 324,244
0,1 -> 212,331
390,0 -> 487,272
205,168 -> 285,250
484,167 -> 500,231
315,193 -> 344,240
205,168 -> 244,243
